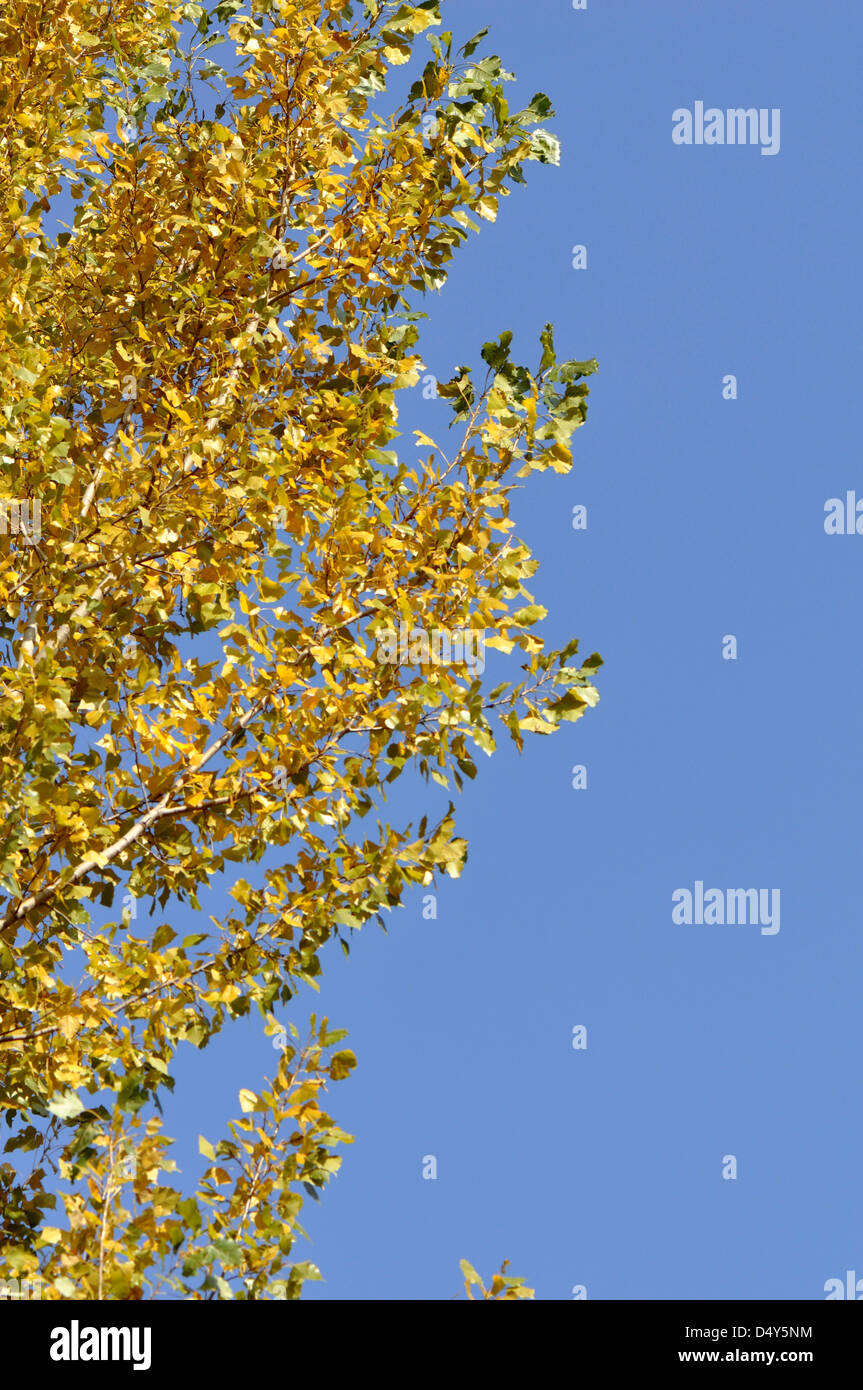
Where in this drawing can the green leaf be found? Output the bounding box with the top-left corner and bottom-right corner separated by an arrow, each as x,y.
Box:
527,129 -> 561,166
511,604 -> 546,627
481,330 -> 513,371
460,28 -> 488,58
329,1050 -> 357,1080
549,690 -> 589,722
539,323 -> 555,372
516,92 -> 554,123
47,1092 -> 84,1120
210,1237 -> 243,1267
152,923 -> 176,950
334,908 -> 363,928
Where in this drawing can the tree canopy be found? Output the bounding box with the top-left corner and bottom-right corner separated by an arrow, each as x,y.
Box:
0,0 -> 600,1299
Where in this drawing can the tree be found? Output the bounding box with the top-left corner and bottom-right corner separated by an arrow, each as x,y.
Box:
0,0 -> 600,1299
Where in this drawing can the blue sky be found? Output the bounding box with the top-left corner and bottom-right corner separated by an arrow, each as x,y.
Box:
152,0 -> 863,1299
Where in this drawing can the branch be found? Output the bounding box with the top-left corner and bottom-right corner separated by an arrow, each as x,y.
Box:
0,693 -> 271,938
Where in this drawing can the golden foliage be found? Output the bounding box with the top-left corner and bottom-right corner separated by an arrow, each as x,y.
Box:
0,0 -> 599,1298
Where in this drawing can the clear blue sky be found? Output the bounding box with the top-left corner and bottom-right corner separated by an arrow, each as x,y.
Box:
164,0 -> 863,1299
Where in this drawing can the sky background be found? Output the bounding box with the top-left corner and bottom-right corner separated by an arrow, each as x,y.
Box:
159,0 -> 863,1300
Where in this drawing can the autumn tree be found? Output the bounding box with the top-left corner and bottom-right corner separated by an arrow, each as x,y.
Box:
0,0 -> 600,1299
